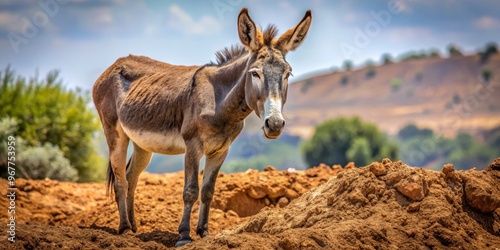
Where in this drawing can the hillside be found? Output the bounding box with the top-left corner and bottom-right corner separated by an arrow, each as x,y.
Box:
1,159 -> 499,249
286,54 -> 500,138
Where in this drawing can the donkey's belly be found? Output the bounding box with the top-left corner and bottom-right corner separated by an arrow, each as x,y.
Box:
122,125 -> 186,155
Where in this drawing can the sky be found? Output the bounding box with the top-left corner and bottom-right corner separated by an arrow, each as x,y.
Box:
1,0 -> 500,90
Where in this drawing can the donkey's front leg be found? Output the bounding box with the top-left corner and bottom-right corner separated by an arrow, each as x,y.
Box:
196,150 -> 228,237
176,140 -> 203,247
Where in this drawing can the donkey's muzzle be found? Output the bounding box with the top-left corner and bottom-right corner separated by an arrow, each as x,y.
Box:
263,116 -> 285,139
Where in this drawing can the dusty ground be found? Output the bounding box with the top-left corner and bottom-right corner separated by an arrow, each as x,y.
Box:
1,159 -> 499,249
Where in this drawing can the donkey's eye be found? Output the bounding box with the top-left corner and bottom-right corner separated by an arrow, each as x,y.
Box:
251,71 -> 260,78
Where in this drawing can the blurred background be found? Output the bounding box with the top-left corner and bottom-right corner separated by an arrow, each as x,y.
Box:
1,0 -> 499,182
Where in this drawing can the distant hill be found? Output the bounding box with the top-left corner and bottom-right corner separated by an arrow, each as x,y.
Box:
285,54 -> 500,138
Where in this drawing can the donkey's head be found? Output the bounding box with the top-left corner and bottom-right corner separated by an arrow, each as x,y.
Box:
238,8 -> 312,139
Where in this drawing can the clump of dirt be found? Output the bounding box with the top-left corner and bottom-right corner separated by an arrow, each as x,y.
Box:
197,158 -> 500,249
212,163 -> 347,216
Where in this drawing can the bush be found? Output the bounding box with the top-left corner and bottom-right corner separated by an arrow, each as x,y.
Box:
302,116 -> 398,167
343,60 -> 353,71
18,143 -> 78,181
479,42 -> 498,63
301,79 -> 313,93
429,49 -> 441,58
0,67 -> 105,182
346,137 -> 371,166
365,67 -> 376,79
381,54 -> 393,65
398,124 -> 434,141
340,75 -> 349,86
447,44 -> 463,57
391,78 -> 403,91
398,124 -> 498,170
482,68 -> 492,83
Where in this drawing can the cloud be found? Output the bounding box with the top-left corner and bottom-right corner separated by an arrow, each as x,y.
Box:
473,16 -> 500,30
0,11 -> 21,33
167,4 -> 221,35
386,27 -> 433,43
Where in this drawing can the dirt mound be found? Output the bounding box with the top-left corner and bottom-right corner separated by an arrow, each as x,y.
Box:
0,164 -> 340,249
1,160 -> 499,249
196,159 -> 500,249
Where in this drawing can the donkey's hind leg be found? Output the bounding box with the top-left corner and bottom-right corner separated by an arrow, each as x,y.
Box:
106,124 -> 131,234
126,143 -> 152,233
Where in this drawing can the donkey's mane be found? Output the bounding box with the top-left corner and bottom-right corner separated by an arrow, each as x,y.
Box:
211,45 -> 248,66
262,24 -> 279,46
211,25 -> 279,66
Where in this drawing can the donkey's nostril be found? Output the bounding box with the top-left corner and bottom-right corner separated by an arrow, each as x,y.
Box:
265,118 -> 271,129
281,120 -> 286,127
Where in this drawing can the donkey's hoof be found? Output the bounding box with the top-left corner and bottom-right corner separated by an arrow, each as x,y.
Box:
196,229 -> 209,238
118,223 -> 132,234
175,237 -> 192,247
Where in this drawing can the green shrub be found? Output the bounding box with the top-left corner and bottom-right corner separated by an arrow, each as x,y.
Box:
381,53 -> 393,65
302,116 -> 398,167
447,44 -> 463,57
18,143 -> 78,181
479,42 -> 498,63
0,67 -> 105,182
398,124 -> 434,141
482,68 -> 492,83
343,60 -> 353,71
391,78 -> 403,91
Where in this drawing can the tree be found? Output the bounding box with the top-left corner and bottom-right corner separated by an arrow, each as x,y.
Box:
447,44 -> 463,57
479,42 -> 498,64
381,53 -> 393,65
482,68 -> 492,83
429,49 -> 441,58
483,42 -> 498,57
302,116 -> 398,167
346,137 -> 371,166
0,67 -> 105,182
398,124 -> 434,141
343,60 -> 353,71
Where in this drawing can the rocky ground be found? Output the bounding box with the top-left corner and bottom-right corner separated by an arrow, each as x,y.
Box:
1,159 -> 499,249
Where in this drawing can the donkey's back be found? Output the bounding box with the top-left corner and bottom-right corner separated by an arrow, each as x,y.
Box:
93,55 -> 200,154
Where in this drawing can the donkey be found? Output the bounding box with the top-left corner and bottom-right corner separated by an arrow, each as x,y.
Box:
92,8 -> 311,246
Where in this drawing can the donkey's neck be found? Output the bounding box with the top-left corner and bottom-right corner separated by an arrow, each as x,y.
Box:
212,54 -> 254,122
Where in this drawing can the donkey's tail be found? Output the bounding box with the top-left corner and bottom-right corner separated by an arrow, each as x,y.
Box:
106,158 -> 132,198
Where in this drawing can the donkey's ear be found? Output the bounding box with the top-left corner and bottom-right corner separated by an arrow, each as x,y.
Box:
238,8 -> 263,52
275,10 -> 312,54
